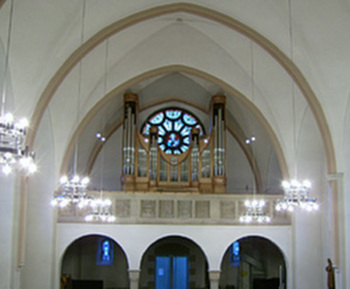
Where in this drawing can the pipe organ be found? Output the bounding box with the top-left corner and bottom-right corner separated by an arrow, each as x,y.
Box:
121,93 -> 227,193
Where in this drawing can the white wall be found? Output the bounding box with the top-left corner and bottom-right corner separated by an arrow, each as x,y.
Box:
56,223 -> 292,289
0,174 -> 17,289
20,111 -> 56,289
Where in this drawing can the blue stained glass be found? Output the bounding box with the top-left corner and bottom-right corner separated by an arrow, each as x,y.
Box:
174,119 -> 184,132
166,133 -> 180,148
166,110 -> 181,119
158,126 -> 166,136
183,137 -> 190,145
102,240 -> 111,261
142,123 -> 151,135
163,119 -> 172,131
141,108 -> 204,155
196,124 -> 204,135
180,126 -> 191,136
183,113 -> 197,125
180,145 -> 187,152
149,112 -> 164,125
97,239 -> 114,266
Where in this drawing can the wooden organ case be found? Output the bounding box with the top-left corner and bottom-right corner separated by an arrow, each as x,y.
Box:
121,93 -> 227,193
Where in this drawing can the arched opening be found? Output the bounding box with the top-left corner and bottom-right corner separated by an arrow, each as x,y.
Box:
219,236 -> 286,289
61,234 -> 129,289
139,236 -> 209,289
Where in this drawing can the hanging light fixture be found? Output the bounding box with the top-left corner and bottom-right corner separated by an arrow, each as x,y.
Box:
84,132 -> 115,222
239,42 -> 270,224
275,0 -> 319,213
85,38 -> 115,222
85,196 -> 115,223
275,179 -> 319,212
52,0 -> 93,209
51,175 -> 92,208
239,136 -> 271,224
0,0 -> 37,176
240,199 -> 271,224
84,133 -> 116,222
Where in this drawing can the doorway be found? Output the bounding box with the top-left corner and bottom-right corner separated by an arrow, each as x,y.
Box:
155,256 -> 189,289
139,236 -> 209,289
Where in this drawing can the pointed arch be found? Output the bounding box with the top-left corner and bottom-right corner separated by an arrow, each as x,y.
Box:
28,2 -> 335,174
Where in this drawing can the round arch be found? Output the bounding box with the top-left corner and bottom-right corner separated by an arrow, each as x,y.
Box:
60,234 -> 130,289
219,235 -> 287,289
83,97 -> 265,192
27,2 -> 336,175
58,232 -> 129,264
218,233 -> 289,269
139,235 -> 210,289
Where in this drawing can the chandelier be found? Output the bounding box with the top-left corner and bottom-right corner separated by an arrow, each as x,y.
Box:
83,36 -> 115,223
0,0 -> 36,176
85,197 -> 115,223
240,200 -> 271,224
274,1 -> 319,214
0,113 -> 37,175
275,180 -> 319,212
51,0 -> 96,209
51,175 -> 93,208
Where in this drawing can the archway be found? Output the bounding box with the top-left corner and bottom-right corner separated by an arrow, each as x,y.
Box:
61,234 -> 129,289
139,236 -> 209,289
219,236 -> 286,289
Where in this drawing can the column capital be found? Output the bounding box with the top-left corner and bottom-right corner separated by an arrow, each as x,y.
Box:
128,269 -> 141,280
327,172 -> 344,181
208,270 -> 221,280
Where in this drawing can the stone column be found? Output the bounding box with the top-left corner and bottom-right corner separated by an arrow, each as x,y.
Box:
327,173 -> 345,289
128,269 -> 140,289
209,270 -> 221,289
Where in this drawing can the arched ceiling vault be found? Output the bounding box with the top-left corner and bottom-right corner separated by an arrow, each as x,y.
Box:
83,97 -> 208,177
59,65 -> 288,185
28,2 -> 336,176
82,100 -> 263,194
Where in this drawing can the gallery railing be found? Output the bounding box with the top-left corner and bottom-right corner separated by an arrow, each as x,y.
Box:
57,191 -> 290,225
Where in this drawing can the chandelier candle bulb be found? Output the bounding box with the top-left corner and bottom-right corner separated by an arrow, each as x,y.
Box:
275,179 -> 319,212
0,113 -> 37,175
52,175 -> 94,209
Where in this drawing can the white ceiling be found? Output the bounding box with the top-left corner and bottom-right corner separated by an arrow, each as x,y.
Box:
1,0 -> 348,192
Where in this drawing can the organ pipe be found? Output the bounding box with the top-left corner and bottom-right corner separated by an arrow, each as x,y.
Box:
122,93 -> 138,177
121,93 -> 226,193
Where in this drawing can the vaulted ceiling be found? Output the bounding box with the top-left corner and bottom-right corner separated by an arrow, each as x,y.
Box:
1,1 -> 349,194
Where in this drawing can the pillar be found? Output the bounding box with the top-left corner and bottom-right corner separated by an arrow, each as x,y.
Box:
327,173 -> 345,289
128,269 -> 140,289
208,270 -> 221,289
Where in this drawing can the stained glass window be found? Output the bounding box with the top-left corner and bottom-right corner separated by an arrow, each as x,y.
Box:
96,238 -> 114,266
141,107 -> 205,154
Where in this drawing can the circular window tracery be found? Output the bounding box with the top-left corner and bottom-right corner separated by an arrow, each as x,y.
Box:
141,108 -> 205,154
